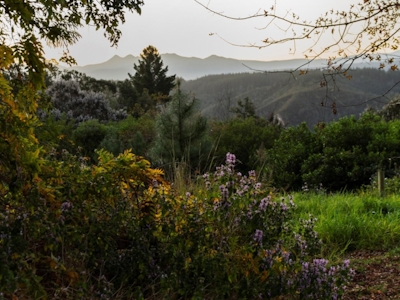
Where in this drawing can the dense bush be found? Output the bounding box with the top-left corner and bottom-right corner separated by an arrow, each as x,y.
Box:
0,152 -> 353,299
45,80 -> 127,123
0,149 -> 166,299
34,114 -> 76,154
267,113 -> 400,191
266,122 -> 318,190
73,119 -> 108,160
100,114 -> 156,157
211,117 -> 282,173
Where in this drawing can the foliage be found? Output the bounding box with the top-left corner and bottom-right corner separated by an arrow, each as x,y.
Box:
1,148 -> 355,299
231,96 -> 257,119
182,69 -> 395,126
0,149 -> 166,299
302,114 -> 396,191
45,80 -> 127,123
0,0 -> 144,199
116,79 -> 140,113
150,83 -> 209,176
144,153 -> 353,299
73,119 -> 108,161
129,45 -> 176,107
34,114 -> 76,155
211,117 -> 282,173
266,113 -> 400,191
379,94 -> 400,121
266,122 -> 319,191
100,114 -> 156,157
367,173 -> 400,196
0,0 -> 144,64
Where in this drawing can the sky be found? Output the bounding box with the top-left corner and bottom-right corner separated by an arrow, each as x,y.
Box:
43,0 -> 361,66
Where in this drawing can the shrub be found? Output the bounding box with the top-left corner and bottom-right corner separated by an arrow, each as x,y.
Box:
211,117 -> 282,173
266,122 -> 318,190
73,119 -> 107,161
0,149 -> 166,299
99,114 -> 156,157
0,151 -> 353,299
268,113 -> 400,191
145,153 -> 354,299
46,80 -> 127,123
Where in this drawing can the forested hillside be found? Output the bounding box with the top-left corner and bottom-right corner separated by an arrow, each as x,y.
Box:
182,68 -> 400,126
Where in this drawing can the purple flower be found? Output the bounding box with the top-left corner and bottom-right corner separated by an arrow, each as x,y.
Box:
253,229 -> 263,244
222,188 -> 229,201
343,259 -> 350,268
259,197 -> 270,211
61,201 -> 73,212
226,152 -> 236,165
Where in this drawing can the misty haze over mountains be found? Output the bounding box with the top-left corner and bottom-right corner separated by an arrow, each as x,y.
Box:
63,52 -> 400,127
66,51 -> 400,81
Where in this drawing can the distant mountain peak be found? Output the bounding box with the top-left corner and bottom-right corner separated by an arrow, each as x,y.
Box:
67,51 -> 400,81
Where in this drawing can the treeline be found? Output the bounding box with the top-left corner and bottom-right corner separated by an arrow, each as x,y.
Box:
38,64 -> 400,191
182,68 -> 400,126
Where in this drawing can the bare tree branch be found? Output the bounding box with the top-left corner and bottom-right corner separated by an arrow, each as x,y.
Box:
195,0 -> 400,112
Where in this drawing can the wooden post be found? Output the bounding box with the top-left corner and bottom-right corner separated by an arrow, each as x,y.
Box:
377,168 -> 385,197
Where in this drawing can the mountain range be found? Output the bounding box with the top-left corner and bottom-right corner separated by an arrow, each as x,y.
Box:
64,52 -> 400,127
66,51 -> 400,81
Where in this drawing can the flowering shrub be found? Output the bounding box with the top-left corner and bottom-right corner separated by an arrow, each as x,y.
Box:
181,152 -> 353,299
296,259 -> 354,299
0,149 -> 166,299
0,151 -> 353,299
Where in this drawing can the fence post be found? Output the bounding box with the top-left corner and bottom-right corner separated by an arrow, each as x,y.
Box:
377,168 -> 385,197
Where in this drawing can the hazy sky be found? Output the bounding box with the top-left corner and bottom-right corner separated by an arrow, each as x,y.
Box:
43,0 -> 360,66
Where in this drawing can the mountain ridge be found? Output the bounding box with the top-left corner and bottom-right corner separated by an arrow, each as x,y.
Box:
65,53 -> 330,80
64,50 -> 400,81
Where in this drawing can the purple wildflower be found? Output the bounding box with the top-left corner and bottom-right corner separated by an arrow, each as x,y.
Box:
61,201 -> 73,212
259,197 -> 270,211
253,229 -> 263,244
226,152 -> 236,165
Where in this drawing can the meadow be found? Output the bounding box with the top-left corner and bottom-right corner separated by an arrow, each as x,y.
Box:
290,188 -> 400,299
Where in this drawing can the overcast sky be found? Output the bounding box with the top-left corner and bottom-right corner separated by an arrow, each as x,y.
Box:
43,0 -> 360,66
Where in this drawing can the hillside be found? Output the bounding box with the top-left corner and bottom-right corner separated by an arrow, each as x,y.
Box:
181,68 -> 400,127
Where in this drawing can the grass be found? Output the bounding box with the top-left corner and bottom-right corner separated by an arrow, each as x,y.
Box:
292,191 -> 400,255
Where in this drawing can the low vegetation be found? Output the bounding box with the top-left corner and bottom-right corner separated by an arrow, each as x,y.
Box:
1,152 -> 356,299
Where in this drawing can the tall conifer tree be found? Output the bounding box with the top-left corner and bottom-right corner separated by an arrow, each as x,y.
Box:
150,80 -> 209,173
129,45 -> 176,105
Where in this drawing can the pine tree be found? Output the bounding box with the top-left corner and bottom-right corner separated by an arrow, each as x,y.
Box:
231,97 -> 257,119
150,81 -> 209,171
129,45 -> 176,105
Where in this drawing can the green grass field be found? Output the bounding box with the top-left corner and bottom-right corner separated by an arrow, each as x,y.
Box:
293,191 -> 400,256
